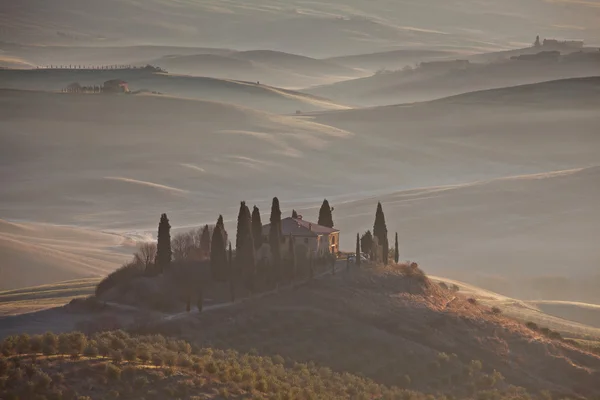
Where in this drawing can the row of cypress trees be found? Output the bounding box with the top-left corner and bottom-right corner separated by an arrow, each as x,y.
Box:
354,202 -> 400,265
155,200 -> 398,277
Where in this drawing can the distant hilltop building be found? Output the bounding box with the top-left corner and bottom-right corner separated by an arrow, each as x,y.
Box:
534,36 -> 584,50
103,79 -> 129,93
258,216 -> 340,262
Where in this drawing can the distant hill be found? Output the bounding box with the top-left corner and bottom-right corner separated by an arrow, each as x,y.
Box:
0,219 -> 129,291
143,50 -> 364,88
307,53 -> 600,105
3,0 -> 600,57
2,79 -> 599,295
325,48 -> 466,71
0,69 -> 348,113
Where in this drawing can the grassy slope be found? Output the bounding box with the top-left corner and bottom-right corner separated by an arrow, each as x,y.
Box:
0,69 -> 348,113
0,330 -> 529,400
139,265 -> 600,397
0,279 -> 99,316
306,56 -> 600,106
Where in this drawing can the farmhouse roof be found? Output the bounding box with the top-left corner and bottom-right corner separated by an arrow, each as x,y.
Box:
261,217 -> 339,237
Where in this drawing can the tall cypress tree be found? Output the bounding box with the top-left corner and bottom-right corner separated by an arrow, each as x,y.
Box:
269,197 -> 282,284
200,224 -> 211,259
394,232 -> 399,264
216,214 -> 227,246
228,242 -> 235,302
356,233 -> 361,266
292,209 -> 298,219
383,237 -> 389,265
251,206 -> 263,250
288,233 -> 296,282
317,199 -> 334,228
242,231 -> 256,293
210,218 -> 227,281
236,201 -> 251,262
373,202 -> 388,265
155,213 -> 172,273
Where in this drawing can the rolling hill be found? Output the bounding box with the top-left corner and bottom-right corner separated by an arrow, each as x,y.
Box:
1,264 -> 599,398
2,0 -> 600,57
307,53 -> 600,106
1,77 -> 599,295
141,265 -> 600,397
0,69 -> 348,113
325,48 -> 467,72
143,50 -> 364,88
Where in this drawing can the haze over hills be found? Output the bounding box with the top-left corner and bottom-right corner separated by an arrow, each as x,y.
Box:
307,49 -> 600,105
0,69 -> 349,113
142,50 -> 365,88
1,78 -> 599,299
2,2 -> 600,398
3,0 -> 600,57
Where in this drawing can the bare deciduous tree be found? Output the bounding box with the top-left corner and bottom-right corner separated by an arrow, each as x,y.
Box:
134,242 -> 157,270
171,232 -> 195,262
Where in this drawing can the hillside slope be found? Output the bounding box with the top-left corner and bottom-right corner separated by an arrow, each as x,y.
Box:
142,265 -> 600,397
142,50 -> 364,88
0,219 -> 130,291
0,69 -> 348,113
3,0 -> 600,57
307,54 -> 600,105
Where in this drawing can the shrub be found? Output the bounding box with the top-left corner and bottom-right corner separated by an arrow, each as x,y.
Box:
83,344 -> 99,358
35,371 -> 53,391
95,261 -> 145,297
439,282 -> 449,290
491,307 -> 502,315
133,376 -> 148,390
467,298 -> 478,305
123,348 -> 137,362
137,346 -> 151,363
110,350 -> 123,364
152,353 -> 164,367
255,378 -> 269,392
206,361 -> 218,374
105,363 -> 122,381
525,322 -> 538,331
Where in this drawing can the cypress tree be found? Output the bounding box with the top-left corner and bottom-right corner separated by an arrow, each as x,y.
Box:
394,232 -> 399,264
155,213 -> 172,273
360,231 -> 373,259
228,242 -> 235,302
317,199 -> 334,228
251,206 -> 263,250
216,214 -> 227,246
383,236 -> 389,265
269,197 -> 282,284
241,231 -> 256,294
236,201 -> 251,262
356,233 -> 361,266
210,218 -> 227,281
200,224 -> 211,259
373,202 -> 388,264
288,233 -> 296,282
292,209 -> 298,219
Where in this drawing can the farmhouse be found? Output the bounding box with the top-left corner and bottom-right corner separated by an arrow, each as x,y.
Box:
103,79 -> 129,93
259,216 -> 339,261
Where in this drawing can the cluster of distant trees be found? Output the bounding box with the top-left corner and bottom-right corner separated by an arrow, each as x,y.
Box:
39,64 -> 165,72
62,83 -> 102,93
